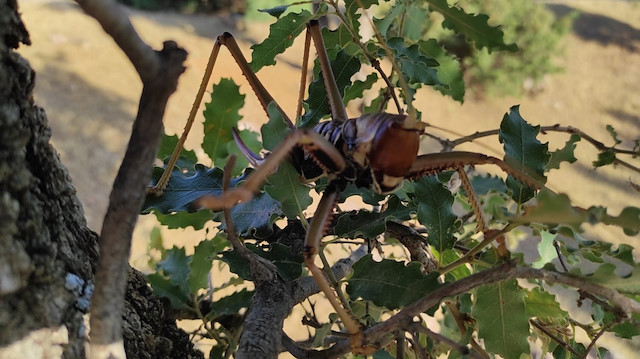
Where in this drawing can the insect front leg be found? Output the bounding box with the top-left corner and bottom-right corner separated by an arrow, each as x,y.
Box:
149,32 -> 296,193
196,129 -> 346,209
407,151 -> 545,255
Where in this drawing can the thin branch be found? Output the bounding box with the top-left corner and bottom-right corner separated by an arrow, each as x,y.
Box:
76,0 -> 188,356
582,321 -> 614,359
409,323 -> 485,359
439,223 -> 517,275
447,125 -> 639,173
74,0 -> 158,82
321,262 -> 640,357
530,319 -> 582,358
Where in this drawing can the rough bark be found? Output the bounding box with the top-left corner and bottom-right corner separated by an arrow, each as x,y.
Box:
0,1 -> 201,358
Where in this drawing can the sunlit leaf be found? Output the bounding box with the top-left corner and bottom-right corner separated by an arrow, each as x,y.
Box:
202,78 -> 245,167
547,133 -> 580,170
188,238 -> 226,294
425,0 -> 518,52
587,262 -> 640,294
417,39 -> 465,102
532,230 -> 557,269
524,288 -> 567,320
250,10 -> 313,72
593,149 -> 616,167
153,210 -> 212,230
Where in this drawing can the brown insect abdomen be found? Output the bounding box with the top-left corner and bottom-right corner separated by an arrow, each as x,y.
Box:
369,123 -> 420,177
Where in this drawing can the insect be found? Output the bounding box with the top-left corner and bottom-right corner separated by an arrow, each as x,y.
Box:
149,19 -> 542,354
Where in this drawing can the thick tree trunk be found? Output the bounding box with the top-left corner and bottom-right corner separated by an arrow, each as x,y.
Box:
0,1 -> 201,358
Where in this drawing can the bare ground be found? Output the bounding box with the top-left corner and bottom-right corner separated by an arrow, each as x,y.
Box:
15,0 -> 640,357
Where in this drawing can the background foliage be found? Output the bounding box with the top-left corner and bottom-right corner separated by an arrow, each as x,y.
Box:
141,1 -> 640,358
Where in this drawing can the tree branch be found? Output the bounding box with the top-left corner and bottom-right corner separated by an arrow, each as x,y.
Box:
321,262 -> 640,357
74,0 -> 188,358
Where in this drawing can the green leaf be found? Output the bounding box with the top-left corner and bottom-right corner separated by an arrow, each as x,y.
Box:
373,2 -> 404,37
343,73 -> 378,105
148,273 -> 191,309
511,189 -> 586,231
265,160 -> 312,220
261,103 -> 311,219
425,0 -> 518,53
402,2 -> 429,41
372,349 -> 395,359
532,230 -> 557,269
142,165 -> 249,213
157,247 -> 190,291
524,288 -> 567,320
593,149 -> 616,167
337,181 -> 386,206
157,133 -> 197,171
347,255 -> 440,310
334,196 -> 414,238
473,279 -> 530,359
220,243 -> 303,281
249,10 -> 313,72
213,191 -> 283,239
414,175 -> 459,253
153,210 -> 212,230
600,206 -> 640,236
547,133 -> 580,170
321,25 -> 356,58
587,262 -> 640,294
606,124 -> 622,145
261,102 -> 291,151
417,39 -> 465,102
258,5 -> 289,18
300,48 -> 362,127
344,0 -> 378,34
470,174 -> 506,195
202,78 -> 245,167
209,288 -> 254,316
188,237 -> 227,294
499,105 -> 549,203
386,37 -> 440,90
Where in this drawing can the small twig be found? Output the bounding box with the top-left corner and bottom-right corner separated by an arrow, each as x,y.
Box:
448,125 -> 639,173
409,323 -> 485,359
78,1 -> 188,356
327,0 -> 404,114
320,263 -> 640,357
395,331 -> 406,359
582,322 -> 614,359
407,332 -> 428,359
530,319 -> 583,358
439,223 -> 517,275
445,301 -> 489,359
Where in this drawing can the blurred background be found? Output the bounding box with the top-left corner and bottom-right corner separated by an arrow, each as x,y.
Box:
16,0 -> 640,356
